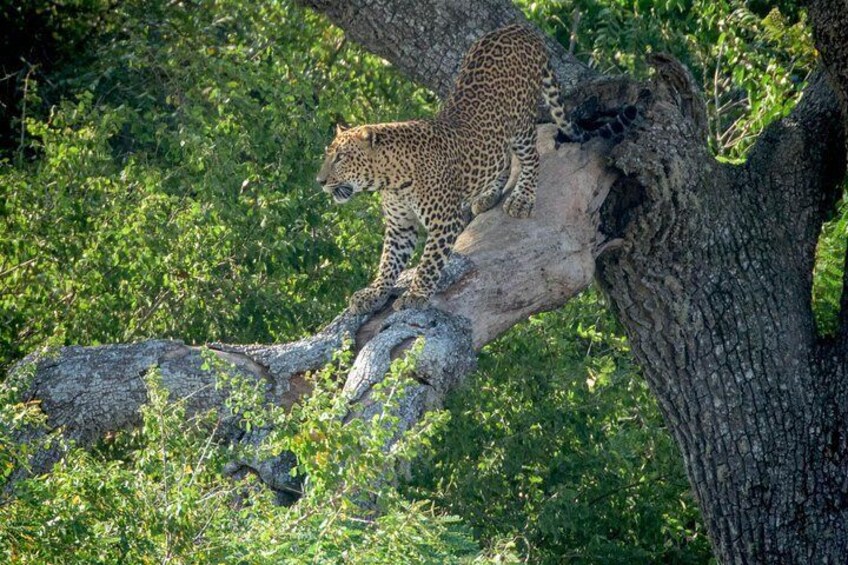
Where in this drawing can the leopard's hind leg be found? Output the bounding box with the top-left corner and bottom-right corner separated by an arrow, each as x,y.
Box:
502,126 -> 538,219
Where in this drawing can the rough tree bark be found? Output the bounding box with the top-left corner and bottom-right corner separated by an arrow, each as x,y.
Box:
7,134 -> 613,499
598,68 -> 847,562
5,0 -> 848,562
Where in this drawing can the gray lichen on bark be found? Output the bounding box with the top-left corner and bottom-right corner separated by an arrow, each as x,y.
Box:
6,132 -> 613,502
7,0 -> 848,561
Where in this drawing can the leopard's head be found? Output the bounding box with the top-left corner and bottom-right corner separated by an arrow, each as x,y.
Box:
316,125 -> 383,204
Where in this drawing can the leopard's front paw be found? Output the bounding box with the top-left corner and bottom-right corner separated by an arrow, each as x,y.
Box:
349,286 -> 390,315
471,192 -> 499,216
393,290 -> 430,311
502,190 -> 535,219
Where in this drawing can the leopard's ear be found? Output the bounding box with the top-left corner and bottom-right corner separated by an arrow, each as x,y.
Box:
357,126 -> 381,149
335,123 -> 348,136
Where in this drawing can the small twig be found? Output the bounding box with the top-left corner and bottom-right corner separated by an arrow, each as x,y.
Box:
249,39 -> 273,61
585,475 -> 671,506
568,10 -> 582,56
718,114 -> 750,143
310,36 -> 348,108
346,515 -> 376,525
716,97 -> 746,115
712,43 -> 725,154
325,37 -> 348,70
18,61 -> 37,157
182,418 -> 222,489
0,257 -> 38,279
124,289 -> 173,341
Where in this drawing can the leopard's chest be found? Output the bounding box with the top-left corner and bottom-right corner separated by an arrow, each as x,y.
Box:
381,186 -> 423,225
383,181 -> 466,232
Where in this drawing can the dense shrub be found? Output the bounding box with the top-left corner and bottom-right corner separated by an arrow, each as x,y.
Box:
1,349 -> 494,563
0,0 -> 434,369
409,293 -> 712,563
0,0 -> 835,562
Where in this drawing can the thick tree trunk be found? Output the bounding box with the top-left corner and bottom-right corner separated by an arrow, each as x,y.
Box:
6,0 -> 848,562
597,69 -> 847,561
300,1 -> 848,562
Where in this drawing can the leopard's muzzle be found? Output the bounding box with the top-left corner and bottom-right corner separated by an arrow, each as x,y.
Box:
331,184 -> 354,203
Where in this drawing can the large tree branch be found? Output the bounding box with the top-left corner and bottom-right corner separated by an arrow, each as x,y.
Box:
8,1 -> 848,560
298,0 -> 591,98
6,134 -> 613,497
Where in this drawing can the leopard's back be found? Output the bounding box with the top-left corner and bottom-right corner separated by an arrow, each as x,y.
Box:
439,24 -> 548,141
321,24 -> 635,314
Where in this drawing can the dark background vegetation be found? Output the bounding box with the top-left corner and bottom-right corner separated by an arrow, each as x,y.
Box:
0,1 -> 838,562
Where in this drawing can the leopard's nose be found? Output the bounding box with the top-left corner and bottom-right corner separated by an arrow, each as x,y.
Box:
316,177 -> 326,187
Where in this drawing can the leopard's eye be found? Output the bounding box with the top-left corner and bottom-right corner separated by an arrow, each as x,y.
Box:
333,152 -> 344,165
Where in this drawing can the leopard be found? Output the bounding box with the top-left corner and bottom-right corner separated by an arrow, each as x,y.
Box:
315,23 -> 636,314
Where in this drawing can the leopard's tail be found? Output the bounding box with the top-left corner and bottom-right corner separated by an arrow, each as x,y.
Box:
542,62 -> 637,145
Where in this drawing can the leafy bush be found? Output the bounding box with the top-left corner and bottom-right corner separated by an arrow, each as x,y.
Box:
813,199 -> 848,335
0,0 -> 119,152
0,0 -> 434,370
1,349 -> 500,563
409,291 -> 712,563
0,0 -> 836,563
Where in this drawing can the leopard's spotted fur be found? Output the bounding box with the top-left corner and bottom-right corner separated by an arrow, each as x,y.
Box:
316,24 -> 635,313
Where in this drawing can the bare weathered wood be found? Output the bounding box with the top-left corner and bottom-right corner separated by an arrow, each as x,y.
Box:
7,313 -> 366,493
7,1 -> 848,561
6,132 -> 614,500
302,1 -> 848,561
358,127 -> 615,349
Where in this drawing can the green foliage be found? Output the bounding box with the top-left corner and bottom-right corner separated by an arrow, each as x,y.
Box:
0,0 -> 435,370
1,351 -> 501,563
0,0 -> 839,562
409,291 -> 712,563
0,0 -> 119,151
0,359 -> 51,489
813,198 -> 848,335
